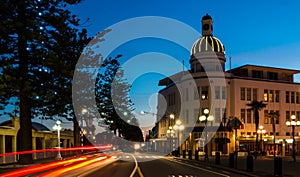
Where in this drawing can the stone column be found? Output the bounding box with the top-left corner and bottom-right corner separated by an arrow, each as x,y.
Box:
0,135 -> 6,163
32,137 -> 36,160
42,138 -> 46,158
12,136 -> 17,162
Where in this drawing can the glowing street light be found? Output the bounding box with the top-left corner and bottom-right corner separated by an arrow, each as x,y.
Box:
199,108 -> 214,162
257,125 -> 266,153
53,119 -> 62,160
286,114 -> 300,162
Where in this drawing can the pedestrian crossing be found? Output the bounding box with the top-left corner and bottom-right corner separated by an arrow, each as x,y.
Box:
115,155 -> 162,160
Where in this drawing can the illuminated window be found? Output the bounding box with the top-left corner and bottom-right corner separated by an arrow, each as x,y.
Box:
201,86 -> 209,100
269,90 -> 274,102
264,89 -> 268,102
264,110 -> 269,124
241,109 -> 245,123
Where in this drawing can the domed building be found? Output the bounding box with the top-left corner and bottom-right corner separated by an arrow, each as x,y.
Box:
155,14 -> 300,159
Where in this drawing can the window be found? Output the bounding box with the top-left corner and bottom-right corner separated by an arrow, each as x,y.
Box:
215,86 -> 220,99
267,72 -> 278,80
269,90 -> 274,102
286,111 -> 290,121
201,86 -> 209,100
291,92 -> 295,103
253,88 -> 258,101
297,92 -> 300,104
247,88 -> 251,101
222,108 -> 226,121
264,110 -> 269,124
247,132 -> 251,136
247,109 -> 252,124
276,110 -> 280,124
194,109 -> 200,122
215,108 -> 221,122
297,112 -> 300,121
286,132 -> 290,136
275,90 -> 280,102
185,110 -> 189,124
194,87 -> 200,100
264,89 -> 268,102
240,87 -> 245,100
252,70 -> 263,79
276,132 -> 279,136
168,93 -> 175,106
286,91 -> 290,103
222,86 -> 226,100
241,109 -> 246,123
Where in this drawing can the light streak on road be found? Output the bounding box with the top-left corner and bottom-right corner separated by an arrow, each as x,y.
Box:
38,155 -> 108,177
1,156 -> 88,177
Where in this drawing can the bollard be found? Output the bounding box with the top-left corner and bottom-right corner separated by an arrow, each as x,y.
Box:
274,157 -> 282,177
246,155 -> 253,172
183,150 -> 186,158
215,151 -> 220,165
195,150 -> 199,161
188,150 -> 192,160
229,153 -> 234,168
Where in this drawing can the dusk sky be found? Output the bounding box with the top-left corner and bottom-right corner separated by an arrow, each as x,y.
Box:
67,0 -> 300,128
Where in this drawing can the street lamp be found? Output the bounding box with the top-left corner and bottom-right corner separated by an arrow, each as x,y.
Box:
167,126 -> 175,154
286,114 -> 300,162
257,125 -> 266,155
173,119 -> 184,157
53,119 -> 62,160
199,108 -> 214,162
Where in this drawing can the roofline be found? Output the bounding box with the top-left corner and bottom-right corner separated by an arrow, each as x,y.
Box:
229,64 -> 300,73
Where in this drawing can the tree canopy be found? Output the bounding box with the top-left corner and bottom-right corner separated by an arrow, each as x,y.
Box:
0,0 -> 88,164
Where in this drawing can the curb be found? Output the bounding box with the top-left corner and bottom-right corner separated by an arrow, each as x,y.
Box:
173,157 -> 259,177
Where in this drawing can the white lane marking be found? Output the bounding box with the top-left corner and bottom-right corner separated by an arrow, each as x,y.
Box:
166,158 -> 230,177
129,154 -> 138,177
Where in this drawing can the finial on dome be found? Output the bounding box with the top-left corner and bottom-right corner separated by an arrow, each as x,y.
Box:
202,13 -> 212,21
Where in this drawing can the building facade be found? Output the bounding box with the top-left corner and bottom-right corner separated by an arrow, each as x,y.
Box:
0,117 -> 74,164
155,14 -> 300,157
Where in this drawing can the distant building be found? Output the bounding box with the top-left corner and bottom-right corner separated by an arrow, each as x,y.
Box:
156,14 -> 300,157
0,117 -> 73,164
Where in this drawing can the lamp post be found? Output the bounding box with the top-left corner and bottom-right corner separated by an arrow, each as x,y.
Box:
257,125 -> 266,155
167,126 -> 175,155
286,114 -> 300,162
53,119 -> 62,160
173,119 -> 184,157
199,108 -> 214,162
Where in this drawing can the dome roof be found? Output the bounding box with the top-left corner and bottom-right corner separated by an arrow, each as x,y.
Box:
191,36 -> 225,55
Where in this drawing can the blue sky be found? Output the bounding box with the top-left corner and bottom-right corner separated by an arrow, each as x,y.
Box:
69,0 -> 300,128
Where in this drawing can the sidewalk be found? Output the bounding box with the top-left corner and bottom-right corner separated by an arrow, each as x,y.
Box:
175,155 -> 300,177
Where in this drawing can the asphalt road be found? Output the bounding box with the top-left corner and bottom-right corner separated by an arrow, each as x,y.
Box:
0,152 -> 248,177
60,153 -> 247,177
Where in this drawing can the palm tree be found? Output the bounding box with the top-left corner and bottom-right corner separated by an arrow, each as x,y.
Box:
247,100 -> 267,159
266,111 -> 280,158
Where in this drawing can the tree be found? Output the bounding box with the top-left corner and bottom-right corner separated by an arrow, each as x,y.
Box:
95,56 -> 142,140
247,100 -> 267,159
266,111 -> 279,157
0,0 -> 87,164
